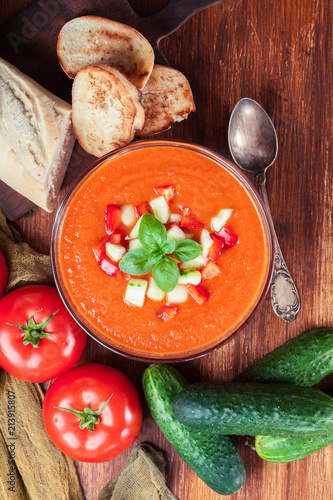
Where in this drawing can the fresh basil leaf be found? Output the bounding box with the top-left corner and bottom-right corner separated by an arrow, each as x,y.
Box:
148,249 -> 165,266
152,256 -> 180,293
173,240 -> 203,262
119,249 -> 152,275
161,239 -> 176,255
138,213 -> 167,251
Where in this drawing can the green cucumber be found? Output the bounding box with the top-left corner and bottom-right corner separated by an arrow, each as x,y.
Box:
235,327 -> 333,462
254,433 -> 333,463
235,327 -> 333,386
142,364 -> 246,496
172,382 -> 333,437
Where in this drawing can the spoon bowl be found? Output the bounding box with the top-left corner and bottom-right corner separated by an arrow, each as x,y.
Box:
228,98 -> 300,322
228,98 -> 278,173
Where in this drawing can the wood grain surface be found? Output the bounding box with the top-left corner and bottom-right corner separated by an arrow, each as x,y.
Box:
1,1 -> 333,499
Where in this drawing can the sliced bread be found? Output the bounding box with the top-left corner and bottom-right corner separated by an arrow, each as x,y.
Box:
0,58 -> 75,212
57,16 -> 154,90
136,65 -> 196,138
72,65 -> 144,157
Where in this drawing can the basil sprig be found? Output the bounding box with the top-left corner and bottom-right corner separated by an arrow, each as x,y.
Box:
119,214 -> 202,292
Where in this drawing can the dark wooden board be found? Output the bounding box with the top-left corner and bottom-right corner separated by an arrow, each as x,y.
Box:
0,0 -> 222,220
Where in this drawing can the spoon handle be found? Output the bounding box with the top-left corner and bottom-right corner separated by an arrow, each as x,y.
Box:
256,173 -> 300,322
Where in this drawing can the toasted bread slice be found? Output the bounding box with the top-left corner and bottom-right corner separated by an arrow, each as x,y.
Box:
0,57 -> 75,212
72,65 -> 144,157
136,65 -> 196,138
97,64 -> 145,131
57,16 -> 154,90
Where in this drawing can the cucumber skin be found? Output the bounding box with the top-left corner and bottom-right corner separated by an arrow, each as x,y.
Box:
172,382 -> 333,437
235,327 -> 333,386
142,364 -> 246,496
255,433 -> 333,463
237,327 -> 333,462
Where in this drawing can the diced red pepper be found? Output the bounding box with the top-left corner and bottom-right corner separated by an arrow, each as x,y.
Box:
201,261 -> 222,280
215,225 -> 239,248
108,230 -> 124,246
135,202 -> 150,217
105,205 -> 121,235
153,185 -> 176,203
207,234 -> 224,262
156,305 -> 178,322
179,205 -> 191,215
167,222 -> 179,230
180,215 -> 204,228
99,256 -> 119,276
121,271 -> 131,281
187,284 -> 209,305
92,237 -> 108,262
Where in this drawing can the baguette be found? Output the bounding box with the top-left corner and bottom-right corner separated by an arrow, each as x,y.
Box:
72,65 -> 144,157
57,16 -> 154,90
136,65 -> 196,137
0,58 -> 75,212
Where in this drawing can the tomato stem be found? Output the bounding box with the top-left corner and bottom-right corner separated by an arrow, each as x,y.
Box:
54,394 -> 113,432
7,309 -> 59,348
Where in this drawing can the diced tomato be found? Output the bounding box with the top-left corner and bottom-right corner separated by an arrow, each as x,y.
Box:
108,230 -> 125,246
99,256 -> 119,276
135,202 -> 150,217
105,205 -> 121,235
92,237 -> 108,262
207,234 -> 224,262
156,305 -> 178,322
153,185 -> 176,204
216,225 -> 239,248
201,261 -> 222,280
187,284 -> 209,305
180,215 -> 204,228
121,272 -> 131,281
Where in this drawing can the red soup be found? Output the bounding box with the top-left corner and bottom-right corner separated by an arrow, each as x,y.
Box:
53,142 -> 273,360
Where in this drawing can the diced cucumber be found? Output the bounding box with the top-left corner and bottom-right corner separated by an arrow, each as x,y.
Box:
167,225 -> 186,242
147,277 -> 166,301
129,215 -> 144,238
180,255 -> 208,270
168,213 -> 182,224
167,285 -> 189,304
105,242 -> 126,262
128,238 -> 144,251
211,208 -> 233,232
124,278 -> 148,307
178,269 -> 202,285
121,204 -> 136,226
200,228 -> 214,257
150,196 -> 170,224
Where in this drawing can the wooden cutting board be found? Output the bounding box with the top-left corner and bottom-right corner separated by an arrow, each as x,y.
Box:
0,0 -> 221,220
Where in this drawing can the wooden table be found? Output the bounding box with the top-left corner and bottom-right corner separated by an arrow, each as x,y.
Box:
1,1 -> 333,499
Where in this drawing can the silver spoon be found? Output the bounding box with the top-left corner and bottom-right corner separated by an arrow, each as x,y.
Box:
228,97 -> 300,322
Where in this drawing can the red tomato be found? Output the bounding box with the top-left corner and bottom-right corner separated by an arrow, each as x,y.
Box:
0,285 -> 87,382
0,248 -> 8,298
43,363 -> 142,462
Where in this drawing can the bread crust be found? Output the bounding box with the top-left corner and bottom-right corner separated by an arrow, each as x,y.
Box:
136,65 -> 196,138
57,16 -> 154,90
0,58 -> 75,212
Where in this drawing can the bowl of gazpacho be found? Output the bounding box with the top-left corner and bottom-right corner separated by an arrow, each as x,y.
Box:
51,140 -> 274,362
